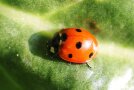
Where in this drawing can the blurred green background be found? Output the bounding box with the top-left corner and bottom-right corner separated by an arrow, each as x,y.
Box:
0,0 -> 134,90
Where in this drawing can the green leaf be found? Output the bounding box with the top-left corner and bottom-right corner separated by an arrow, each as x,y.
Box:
0,0 -> 134,90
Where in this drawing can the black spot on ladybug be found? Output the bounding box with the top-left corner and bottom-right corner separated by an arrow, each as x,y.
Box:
89,52 -> 93,58
61,33 -> 67,41
76,42 -> 82,49
68,54 -> 72,58
76,29 -> 82,32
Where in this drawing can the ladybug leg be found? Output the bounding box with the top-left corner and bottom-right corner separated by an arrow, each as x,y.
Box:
86,60 -> 94,69
86,62 -> 92,68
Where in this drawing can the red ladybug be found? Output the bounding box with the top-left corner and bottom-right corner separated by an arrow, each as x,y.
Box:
50,28 -> 98,63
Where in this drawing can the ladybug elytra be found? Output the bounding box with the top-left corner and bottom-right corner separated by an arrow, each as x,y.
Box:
50,28 -> 98,63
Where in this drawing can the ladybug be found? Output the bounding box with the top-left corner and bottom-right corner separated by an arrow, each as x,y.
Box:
50,28 -> 98,63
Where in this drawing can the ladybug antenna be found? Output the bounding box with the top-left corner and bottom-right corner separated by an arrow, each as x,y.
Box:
86,62 -> 92,69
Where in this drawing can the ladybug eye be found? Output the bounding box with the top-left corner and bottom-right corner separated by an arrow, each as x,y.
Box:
68,54 -> 73,58
61,33 -> 67,41
76,42 -> 82,49
76,29 -> 82,32
89,52 -> 93,58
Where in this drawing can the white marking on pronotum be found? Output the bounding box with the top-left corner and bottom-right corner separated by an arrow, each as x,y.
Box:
50,47 -> 55,53
59,33 -> 62,46
59,33 -> 62,37
59,40 -> 62,46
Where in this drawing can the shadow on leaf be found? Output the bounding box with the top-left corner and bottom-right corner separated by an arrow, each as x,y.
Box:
28,31 -> 61,62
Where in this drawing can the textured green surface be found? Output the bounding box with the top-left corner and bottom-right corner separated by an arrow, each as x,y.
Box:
0,0 -> 134,90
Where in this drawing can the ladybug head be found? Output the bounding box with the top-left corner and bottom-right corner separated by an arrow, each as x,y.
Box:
50,32 -> 67,54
